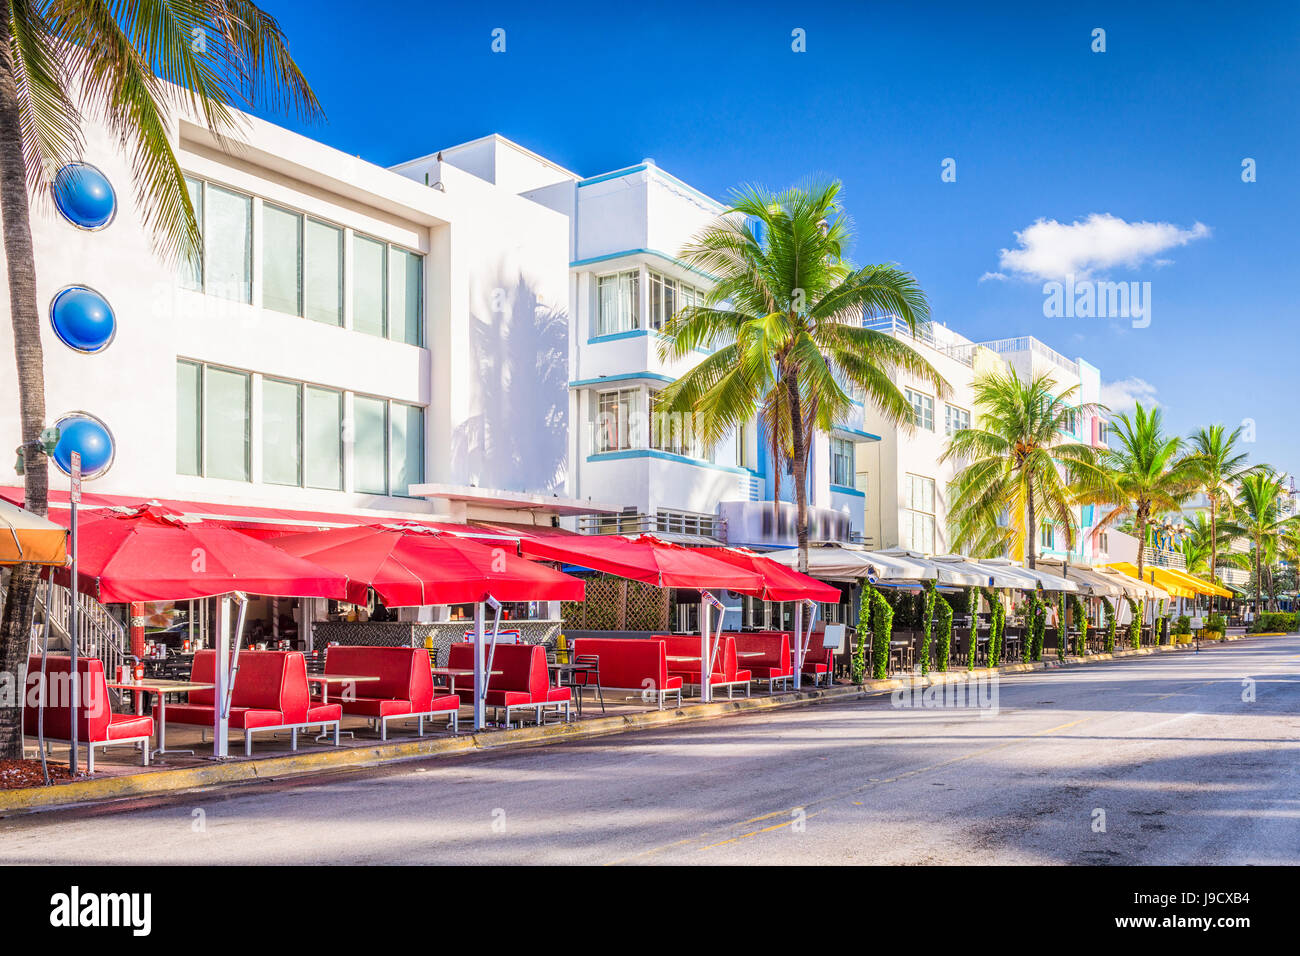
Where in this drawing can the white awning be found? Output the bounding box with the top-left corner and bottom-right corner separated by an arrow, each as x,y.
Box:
764,543 -> 937,583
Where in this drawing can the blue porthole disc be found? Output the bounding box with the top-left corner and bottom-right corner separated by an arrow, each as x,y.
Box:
51,163 -> 116,230
52,413 -> 115,478
50,286 -> 116,353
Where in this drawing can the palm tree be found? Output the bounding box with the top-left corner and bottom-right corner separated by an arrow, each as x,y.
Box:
0,1 -> 320,759
1177,512 -> 1218,577
1087,403 -> 1199,581
1225,471 -> 1298,616
657,181 -> 947,572
1182,425 -> 1263,583
942,369 -> 1108,568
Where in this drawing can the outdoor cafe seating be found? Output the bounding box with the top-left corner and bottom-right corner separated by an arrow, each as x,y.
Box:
164,650 -> 343,755
569,637 -> 682,710
446,641 -> 572,728
323,645 -> 461,739
24,654 -> 154,772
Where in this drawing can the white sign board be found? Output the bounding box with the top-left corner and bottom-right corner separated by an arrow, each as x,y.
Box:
822,623 -> 846,649
69,451 -> 81,503
1190,616 -> 1204,630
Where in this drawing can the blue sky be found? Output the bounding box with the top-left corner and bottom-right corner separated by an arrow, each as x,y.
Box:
258,0 -> 1298,473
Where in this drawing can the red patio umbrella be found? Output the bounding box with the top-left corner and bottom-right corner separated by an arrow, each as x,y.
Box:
514,533 -> 763,591
700,547 -> 843,603
270,523 -> 585,607
56,504 -> 350,602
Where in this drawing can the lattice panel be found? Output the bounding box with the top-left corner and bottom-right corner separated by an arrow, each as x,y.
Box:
625,579 -> 669,631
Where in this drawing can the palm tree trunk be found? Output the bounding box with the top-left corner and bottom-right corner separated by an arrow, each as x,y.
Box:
1208,498 -> 1218,584
785,370 -> 810,573
1135,512 -> 1148,581
1254,537 -> 1262,618
0,9 -> 50,761
1024,483 -> 1037,570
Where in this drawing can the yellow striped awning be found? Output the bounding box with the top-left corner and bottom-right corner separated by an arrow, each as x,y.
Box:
1104,562 -> 1229,599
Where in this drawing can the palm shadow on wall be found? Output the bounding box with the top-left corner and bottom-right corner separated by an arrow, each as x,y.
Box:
450,270 -> 568,494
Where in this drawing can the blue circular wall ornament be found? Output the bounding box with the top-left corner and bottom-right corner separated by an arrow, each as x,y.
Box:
52,412 -> 115,479
51,162 -> 117,230
49,285 -> 116,353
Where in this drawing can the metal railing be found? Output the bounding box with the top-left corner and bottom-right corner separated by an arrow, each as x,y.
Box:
863,315 -> 976,368
3,576 -> 131,683
577,509 -> 723,539
977,336 -> 1080,377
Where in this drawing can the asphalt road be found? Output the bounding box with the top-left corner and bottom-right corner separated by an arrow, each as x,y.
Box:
2,636 -> 1297,865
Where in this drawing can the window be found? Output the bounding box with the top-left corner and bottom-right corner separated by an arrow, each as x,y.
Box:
1097,532 -> 1109,553
204,185 -> 252,303
262,377 -> 302,486
176,361 -> 201,476
1097,420 -> 1109,445
204,366 -> 250,481
945,405 -> 970,436
1041,524 -> 1055,550
593,388 -> 639,452
180,179 -> 204,291
352,235 -> 387,338
262,204 -> 302,317
735,425 -> 749,469
831,437 -> 855,487
304,219 -> 343,326
903,473 -> 936,552
597,270 -> 639,335
650,388 -> 705,459
1063,409 -> 1077,435
388,247 -> 423,346
180,178 -> 251,302
177,360 -> 250,481
353,395 -> 388,495
304,386 -> 343,490
388,402 -> 424,496
905,389 -> 934,431
647,270 -> 705,330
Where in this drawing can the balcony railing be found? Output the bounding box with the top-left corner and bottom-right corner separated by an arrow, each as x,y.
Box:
863,315 -> 975,368
577,509 -> 723,540
977,336 -> 1080,378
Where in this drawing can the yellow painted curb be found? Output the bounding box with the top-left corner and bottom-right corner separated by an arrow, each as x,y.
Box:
0,631 -> 1265,815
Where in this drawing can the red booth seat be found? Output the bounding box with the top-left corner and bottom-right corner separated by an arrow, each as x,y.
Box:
734,632 -> 793,692
324,645 -> 460,738
24,655 -> 153,772
164,650 -> 342,755
447,642 -> 571,727
569,638 -> 683,710
658,634 -> 752,698
756,629 -> 835,686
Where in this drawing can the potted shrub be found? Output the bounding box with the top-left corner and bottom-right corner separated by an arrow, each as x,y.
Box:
1204,612 -> 1226,641
1173,614 -> 1193,645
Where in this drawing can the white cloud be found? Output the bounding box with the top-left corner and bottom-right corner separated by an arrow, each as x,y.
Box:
993,213 -> 1210,282
1100,377 -> 1159,413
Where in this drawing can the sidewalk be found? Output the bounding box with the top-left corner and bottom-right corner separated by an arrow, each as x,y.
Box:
0,633 -> 1265,815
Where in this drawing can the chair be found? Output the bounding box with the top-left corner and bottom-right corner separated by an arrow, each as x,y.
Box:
566,654 -> 606,715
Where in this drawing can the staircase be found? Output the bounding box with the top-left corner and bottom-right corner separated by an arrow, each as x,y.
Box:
1,575 -> 132,688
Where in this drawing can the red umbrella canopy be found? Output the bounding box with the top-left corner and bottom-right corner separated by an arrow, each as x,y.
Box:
701,547 -> 843,603
270,524 -> 585,607
515,532 -> 763,591
56,504 -> 350,603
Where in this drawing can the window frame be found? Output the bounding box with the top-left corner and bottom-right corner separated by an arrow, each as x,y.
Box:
905,388 -> 935,431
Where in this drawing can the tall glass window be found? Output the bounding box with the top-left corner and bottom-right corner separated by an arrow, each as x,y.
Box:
262,204 -> 303,317
597,270 -> 639,335
204,185 -> 252,303
304,386 -> 342,490
352,235 -> 387,338
389,402 -> 424,495
180,178 -> 204,291
905,389 -> 934,431
176,360 -> 201,475
831,437 -> 855,486
903,473 -> 936,552
205,366 -> 250,480
388,247 -> 422,346
261,377 -> 301,486
304,219 -> 343,326
353,395 -> 388,494
594,388 -> 638,452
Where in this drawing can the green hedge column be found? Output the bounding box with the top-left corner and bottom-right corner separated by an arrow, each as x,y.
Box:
920,580 -> 936,676
936,594 -> 953,672
1102,597 -> 1117,653
1068,593 -> 1088,657
1056,593 -> 1067,661
871,587 -> 894,680
853,585 -> 871,683
1027,592 -> 1043,662
1126,597 -> 1141,648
